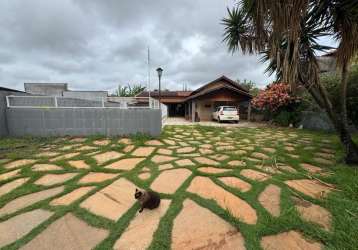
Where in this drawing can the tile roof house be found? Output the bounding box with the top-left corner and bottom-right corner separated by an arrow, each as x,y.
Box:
137,75 -> 252,121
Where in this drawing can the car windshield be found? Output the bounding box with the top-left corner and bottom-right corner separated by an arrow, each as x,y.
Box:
223,107 -> 237,111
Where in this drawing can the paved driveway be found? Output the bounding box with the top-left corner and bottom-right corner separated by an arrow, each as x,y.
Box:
163,117 -> 268,128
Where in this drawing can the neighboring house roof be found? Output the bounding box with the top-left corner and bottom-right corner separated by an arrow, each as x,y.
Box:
185,84 -> 252,101
136,75 -> 251,102
136,90 -> 192,98
0,86 -> 24,93
317,50 -> 337,73
190,75 -> 250,96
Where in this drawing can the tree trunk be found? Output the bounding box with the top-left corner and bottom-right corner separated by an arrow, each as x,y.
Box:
339,63 -> 358,164
314,79 -> 358,165
302,79 -> 358,165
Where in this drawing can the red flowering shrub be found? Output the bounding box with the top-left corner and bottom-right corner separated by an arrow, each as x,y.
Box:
252,83 -> 299,112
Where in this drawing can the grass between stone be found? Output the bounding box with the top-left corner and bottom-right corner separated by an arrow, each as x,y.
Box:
0,125 -> 357,250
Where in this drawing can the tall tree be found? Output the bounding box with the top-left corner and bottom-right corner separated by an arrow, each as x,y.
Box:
222,0 -> 358,164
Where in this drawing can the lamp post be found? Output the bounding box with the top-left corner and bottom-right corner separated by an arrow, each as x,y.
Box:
156,67 -> 163,104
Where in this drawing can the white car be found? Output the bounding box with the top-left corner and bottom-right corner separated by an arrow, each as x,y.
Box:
212,106 -> 240,123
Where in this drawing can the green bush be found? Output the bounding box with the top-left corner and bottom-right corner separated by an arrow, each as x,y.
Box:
320,64 -> 358,127
273,111 -> 292,126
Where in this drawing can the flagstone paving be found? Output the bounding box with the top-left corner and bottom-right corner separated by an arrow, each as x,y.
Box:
156,148 -> 172,155
50,152 -> 80,162
0,125 -> 349,249
171,199 -> 246,250
0,169 -> 22,181
188,177 -> 257,224
93,139 -> 111,146
104,158 -> 145,170
175,158 -> 195,166
92,151 -> 123,165
285,179 -> 334,199
20,213 -> 108,250
78,172 -> 118,184
50,186 -> 95,206
151,155 -> 177,164
158,163 -> 174,171
131,147 -> 155,157
219,177 -> 252,192
35,173 -> 77,186
258,184 -> 281,217
0,186 -> 64,216
0,209 -> 53,248
31,164 -> 62,171
0,177 -> 29,197
193,156 -> 219,165
198,167 -> 232,174
241,169 -> 271,181
80,178 -> 137,221
4,159 -> 37,169
151,169 -> 191,194
261,230 -> 322,250
292,197 -> 332,231
114,200 -> 171,250
68,160 -> 90,169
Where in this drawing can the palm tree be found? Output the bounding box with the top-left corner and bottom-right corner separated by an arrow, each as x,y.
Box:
113,84 -> 146,97
222,0 -> 358,164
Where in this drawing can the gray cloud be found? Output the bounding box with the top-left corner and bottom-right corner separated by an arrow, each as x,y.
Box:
0,0 -> 276,92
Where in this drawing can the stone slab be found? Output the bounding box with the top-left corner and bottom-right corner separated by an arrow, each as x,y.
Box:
20,213 -> 108,250
4,159 -> 37,169
50,186 -> 95,206
285,179 -> 334,199
105,158 -> 145,171
187,177 -> 257,224
261,230 -> 322,250
0,177 -> 29,197
258,184 -> 281,217
92,151 -> 123,165
131,147 -> 156,157
114,200 -> 171,250
32,164 -> 62,171
35,173 -> 77,186
0,186 -> 64,216
171,199 -> 246,250
78,172 -> 118,184
151,169 -> 191,194
80,178 -> 137,221
0,209 -> 53,248
219,177 -> 251,192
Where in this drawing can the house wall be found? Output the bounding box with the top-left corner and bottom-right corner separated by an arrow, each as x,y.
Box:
62,91 -> 108,100
6,108 -> 162,137
193,89 -> 250,121
24,83 -> 68,96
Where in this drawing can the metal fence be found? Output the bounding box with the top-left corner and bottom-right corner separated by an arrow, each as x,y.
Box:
6,95 -> 160,109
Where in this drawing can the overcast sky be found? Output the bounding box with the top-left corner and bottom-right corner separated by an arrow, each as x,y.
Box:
0,0 -> 335,93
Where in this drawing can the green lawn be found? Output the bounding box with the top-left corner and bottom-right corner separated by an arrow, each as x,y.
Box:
0,126 -> 357,250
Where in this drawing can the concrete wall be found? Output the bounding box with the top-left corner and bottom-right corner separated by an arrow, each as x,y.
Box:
24,83 -> 68,96
6,108 -> 162,137
0,90 -> 28,136
63,91 -> 108,100
300,111 -> 335,131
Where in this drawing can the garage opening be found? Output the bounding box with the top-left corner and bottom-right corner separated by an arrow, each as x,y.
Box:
167,103 -> 185,117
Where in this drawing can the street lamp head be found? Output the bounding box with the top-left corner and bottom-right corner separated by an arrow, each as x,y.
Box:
156,67 -> 163,78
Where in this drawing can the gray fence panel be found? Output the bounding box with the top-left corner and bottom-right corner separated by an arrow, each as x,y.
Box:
6,108 -> 162,137
9,96 -> 55,107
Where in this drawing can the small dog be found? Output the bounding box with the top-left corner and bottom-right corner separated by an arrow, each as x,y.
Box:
134,188 -> 161,213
